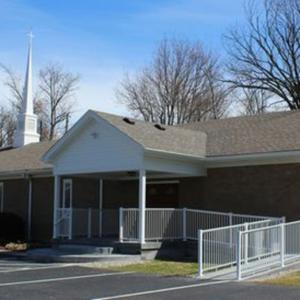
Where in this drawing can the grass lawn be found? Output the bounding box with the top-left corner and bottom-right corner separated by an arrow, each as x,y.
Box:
107,260 -> 198,277
262,271 -> 300,286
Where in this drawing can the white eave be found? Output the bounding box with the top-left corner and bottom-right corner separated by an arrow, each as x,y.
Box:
204,149 -> 300,168
145,148 -> 206,162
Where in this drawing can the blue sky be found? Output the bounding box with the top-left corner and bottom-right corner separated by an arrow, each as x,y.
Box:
0,0 -> 246,121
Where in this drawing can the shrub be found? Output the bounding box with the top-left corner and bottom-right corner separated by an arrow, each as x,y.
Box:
0,213 -> 25,243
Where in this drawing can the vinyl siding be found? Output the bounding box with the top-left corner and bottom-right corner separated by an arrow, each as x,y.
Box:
53,118 -> 143,175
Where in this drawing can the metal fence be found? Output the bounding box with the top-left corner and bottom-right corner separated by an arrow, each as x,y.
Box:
121,208 -> 277,242
198,218 -> 283,277
55,208 -> 71,238
237,220 -> 300,280
56,208 -> 119,239
120,208 -> 139,241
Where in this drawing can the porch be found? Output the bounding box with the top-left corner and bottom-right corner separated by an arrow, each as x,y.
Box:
51,145 -> 208,246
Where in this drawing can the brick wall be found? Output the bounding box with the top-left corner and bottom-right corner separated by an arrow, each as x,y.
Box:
2,179 -> 28,222
179,163 -> 300,221
31,177 -> 54,241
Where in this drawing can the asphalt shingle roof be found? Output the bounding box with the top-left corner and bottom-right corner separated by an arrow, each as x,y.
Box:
1,110 -> 300,175
95,111 -> 207,157
183,110 -> 300,156
0,141 -> 55,175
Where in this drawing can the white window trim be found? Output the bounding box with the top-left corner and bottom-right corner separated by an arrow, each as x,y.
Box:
62,179 -> 72,209
0,182 -> 3,212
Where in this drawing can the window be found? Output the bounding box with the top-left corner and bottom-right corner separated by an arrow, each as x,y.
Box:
62,179 -> 72,208
0,183 -> 3,212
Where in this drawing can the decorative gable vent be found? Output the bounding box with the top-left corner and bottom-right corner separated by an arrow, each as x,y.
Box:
154,124 -> 166,131
123,117 -> 135,125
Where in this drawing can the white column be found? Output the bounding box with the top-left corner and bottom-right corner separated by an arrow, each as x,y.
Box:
53,175 -> 61,239
237,231 -> 242,281
27,177 -> 33,241
119,207 -> 124,242
139,169 -> 146,244
244,222 -> 249,265
198,229 -> 203,278
99,179 -> 103,237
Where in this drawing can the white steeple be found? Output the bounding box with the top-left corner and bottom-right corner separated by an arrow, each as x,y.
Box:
13,31 -> 40,148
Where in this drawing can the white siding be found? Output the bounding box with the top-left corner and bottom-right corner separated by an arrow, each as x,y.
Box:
144,155 -> 205,176
53,118 -> 143,175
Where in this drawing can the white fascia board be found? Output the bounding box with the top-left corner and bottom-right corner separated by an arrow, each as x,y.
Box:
145,148 -> 205,162
205,150 -> 300,168
143,149 -> 205,176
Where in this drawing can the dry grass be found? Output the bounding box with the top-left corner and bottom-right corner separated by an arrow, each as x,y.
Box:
262,271 -> 300,286
104,260 -> 198,277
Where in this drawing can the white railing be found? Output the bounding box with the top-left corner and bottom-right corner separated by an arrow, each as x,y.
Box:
120,208 -> 139,242
55,206 -> 283,248
56,208 -> 119,239
121,207 -> 279,242
197,218 -> 282,277
237,220 -> 300,280
55,208 -> 72,238
145,208 -> 183,241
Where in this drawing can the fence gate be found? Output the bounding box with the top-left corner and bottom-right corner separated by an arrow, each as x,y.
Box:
236,220 -> 300,280
197,218 -> 283,279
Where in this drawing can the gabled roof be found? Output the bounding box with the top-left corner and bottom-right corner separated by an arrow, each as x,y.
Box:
183,110 -> 300,156
1,109 -> 300,176
0,141 -> 55,176
94,111 -> 207,157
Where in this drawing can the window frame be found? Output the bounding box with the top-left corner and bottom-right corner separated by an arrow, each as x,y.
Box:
62,179 -> 72,209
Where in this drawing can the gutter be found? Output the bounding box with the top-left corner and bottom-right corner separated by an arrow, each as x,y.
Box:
204,150 -> 300,168
0,168 -> 53,180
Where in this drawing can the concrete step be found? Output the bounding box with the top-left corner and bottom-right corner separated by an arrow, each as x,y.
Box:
55,244 -> 114,255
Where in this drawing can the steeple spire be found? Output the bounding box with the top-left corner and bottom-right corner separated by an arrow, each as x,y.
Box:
13,31 -> 40,148
21,31 -> 34,115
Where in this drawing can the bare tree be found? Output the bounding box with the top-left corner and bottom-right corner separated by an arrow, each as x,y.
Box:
117,39 -> 230,125
39,63 -> 79,140
0,63 -> 79,141
225,0 -> 300,110
0,106 -> 16,147
237,88 -> 273,115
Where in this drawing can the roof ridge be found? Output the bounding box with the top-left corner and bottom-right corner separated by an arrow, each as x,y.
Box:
182,110 -> 299,128
93,110 -> 206,134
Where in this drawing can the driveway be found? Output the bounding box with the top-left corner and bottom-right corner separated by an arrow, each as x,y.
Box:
0,259 -> 298,299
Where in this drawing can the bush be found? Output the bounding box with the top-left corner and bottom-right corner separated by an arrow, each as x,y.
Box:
0,213 -> 25,243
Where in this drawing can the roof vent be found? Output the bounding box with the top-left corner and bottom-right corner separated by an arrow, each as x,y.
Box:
123,117 -> 135,125
154,124 -> 166,131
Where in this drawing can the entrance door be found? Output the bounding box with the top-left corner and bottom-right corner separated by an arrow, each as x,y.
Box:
146,182 -> 179,208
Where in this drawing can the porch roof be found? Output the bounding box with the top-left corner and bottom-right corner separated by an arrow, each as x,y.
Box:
94,111 -> 207,158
